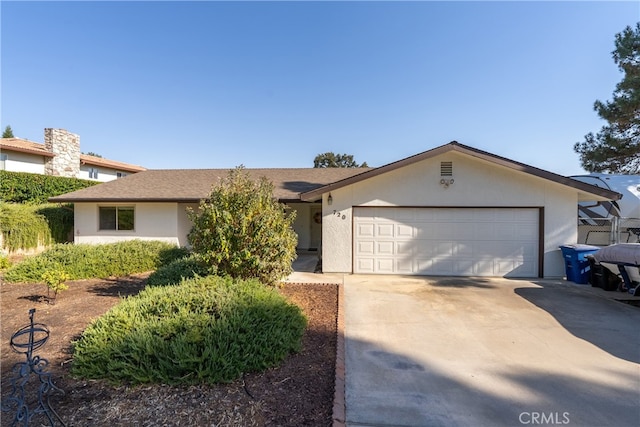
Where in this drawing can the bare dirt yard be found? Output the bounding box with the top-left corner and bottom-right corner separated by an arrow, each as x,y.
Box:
1,274 -> 338,426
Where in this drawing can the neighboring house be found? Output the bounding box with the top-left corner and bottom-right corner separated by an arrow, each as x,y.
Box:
50,141 -> 621,279
0,128 -> 145,182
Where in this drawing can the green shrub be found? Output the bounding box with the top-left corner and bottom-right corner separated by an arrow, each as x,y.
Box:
188,167 -> 298,286
41,268 -> 70,302
0,253 -> 10,270
0,171 -> 98,204
0,203 -> 52,251
72,276 -> 307,385
36,204 -> 74,243
3,240 -> 185,283
147,253 -> 209,286
0,203 -> 74,252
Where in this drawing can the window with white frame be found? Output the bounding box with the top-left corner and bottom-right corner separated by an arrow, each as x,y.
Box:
89,167 -> 99,179
99,206 -> 135,231
0,153 -> 7,170
116,172 -> 127,178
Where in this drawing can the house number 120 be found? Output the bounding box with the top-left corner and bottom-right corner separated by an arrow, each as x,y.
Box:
333,210 -> 346,220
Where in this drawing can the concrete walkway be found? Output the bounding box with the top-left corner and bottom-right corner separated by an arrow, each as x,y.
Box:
343,275 -> 640,427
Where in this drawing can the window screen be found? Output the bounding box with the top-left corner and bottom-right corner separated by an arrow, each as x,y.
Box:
99,206 -> 134,230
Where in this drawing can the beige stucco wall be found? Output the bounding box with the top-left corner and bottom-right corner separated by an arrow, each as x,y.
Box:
78,165 -> 125,182
289,203 -> 311,250
74,202 -> 182,246
321,152 -> 578,278
74,201 -> 313,250
1,151 -> 46,174
177,203 -> 199,247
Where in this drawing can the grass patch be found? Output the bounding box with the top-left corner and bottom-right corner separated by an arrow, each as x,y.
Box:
3,240 -> 188,283
71,276 -> 307,385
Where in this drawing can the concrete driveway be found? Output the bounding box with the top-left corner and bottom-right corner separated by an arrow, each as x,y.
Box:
343,276 -> 640,427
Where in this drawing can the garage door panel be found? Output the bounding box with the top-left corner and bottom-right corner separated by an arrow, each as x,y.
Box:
397,224 -> 414,238
356,241 -> 375,255
357,258 -> 375,273
397,241 -> 413,255
396,259 -> 414,274
454,242 -> 473,256
377,224 -> 395,237
376,259 -> 394,273
354,207 -> 539,277
356,223 -> 375,238
377,241 -> 394,255
416,224 -> 436,238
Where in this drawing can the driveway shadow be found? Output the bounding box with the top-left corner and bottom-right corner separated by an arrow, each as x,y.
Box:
346,337 -> 639,427
427,276 -> 496,288
515,282 -> 640,363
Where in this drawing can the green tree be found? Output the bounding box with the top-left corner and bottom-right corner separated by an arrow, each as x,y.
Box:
574,23 -> 640,174
313,152 -> 368,168
2,125 -> 14,138
83,151 -> 103,158
187,167 -> 298,285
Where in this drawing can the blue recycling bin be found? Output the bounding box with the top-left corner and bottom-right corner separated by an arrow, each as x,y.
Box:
559,244 -> 600,284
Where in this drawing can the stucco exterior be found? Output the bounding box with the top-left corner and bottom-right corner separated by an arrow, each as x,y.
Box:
74,202 -> 183,246
51,142 -> 620,279
78,165 -> 129,182
320,151 -> 578,278
73,201 -> 316,251
0,151 -> 46,174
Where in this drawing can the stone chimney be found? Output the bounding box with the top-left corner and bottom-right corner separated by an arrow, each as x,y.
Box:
44,128 -> 80,177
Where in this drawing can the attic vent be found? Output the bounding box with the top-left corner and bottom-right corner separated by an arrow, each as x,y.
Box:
440,161 -> 453,176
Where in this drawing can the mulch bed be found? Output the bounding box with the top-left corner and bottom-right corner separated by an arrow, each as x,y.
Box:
1,275 -> 338,426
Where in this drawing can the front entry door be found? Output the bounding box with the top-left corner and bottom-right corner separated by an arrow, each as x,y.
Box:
310,206 -> 322,250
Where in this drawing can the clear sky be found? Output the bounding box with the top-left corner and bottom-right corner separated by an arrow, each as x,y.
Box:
1,1 -> 638,175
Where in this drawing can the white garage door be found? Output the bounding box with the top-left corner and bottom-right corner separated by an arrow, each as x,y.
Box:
354,207 -> 540,277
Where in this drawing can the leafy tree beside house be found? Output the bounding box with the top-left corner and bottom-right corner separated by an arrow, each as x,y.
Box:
574,23 -> 640,174
187,167 -> 298,286
313,152 -> 368,168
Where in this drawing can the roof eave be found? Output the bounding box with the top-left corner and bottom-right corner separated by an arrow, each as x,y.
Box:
0,145 -> 55,157
48,197 -> 203,204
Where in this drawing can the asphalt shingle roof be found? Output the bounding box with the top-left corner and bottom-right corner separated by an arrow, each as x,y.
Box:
48,168 -> 371,203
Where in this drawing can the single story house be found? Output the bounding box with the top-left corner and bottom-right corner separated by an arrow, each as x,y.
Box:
50,141 -> 621,278
0,128 -> 145,182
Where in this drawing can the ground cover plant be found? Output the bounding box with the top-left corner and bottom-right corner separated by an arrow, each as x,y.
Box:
1,275 -> 337,426
71,276 -> 307,385
3,240 -> 187,283
146,252 -> 208,286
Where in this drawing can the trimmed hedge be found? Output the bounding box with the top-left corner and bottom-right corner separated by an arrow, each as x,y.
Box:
72,276 -> 307,385
3,240 -> 188,283
0,170 -> 98,204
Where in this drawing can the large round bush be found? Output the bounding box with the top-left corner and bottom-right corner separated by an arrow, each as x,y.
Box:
72,276 -> 307,385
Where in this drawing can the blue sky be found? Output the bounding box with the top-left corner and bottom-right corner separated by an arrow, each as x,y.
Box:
1,1 -> 638,175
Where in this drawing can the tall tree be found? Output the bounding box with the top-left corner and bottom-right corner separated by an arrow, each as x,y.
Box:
313,152 -> 368,168
2,125 -> 14,138
574,23 -> 640,174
